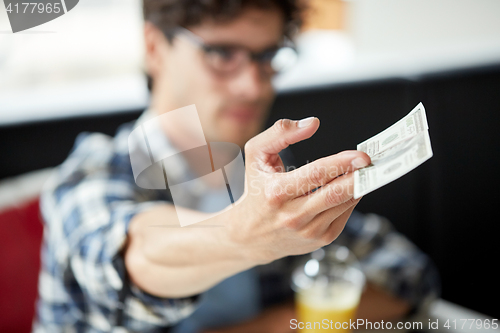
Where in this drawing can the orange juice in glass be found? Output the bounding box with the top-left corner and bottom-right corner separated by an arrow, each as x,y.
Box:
292,245 -> 365,332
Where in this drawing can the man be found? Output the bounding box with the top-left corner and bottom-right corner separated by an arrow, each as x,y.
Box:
34,0 -> 439,332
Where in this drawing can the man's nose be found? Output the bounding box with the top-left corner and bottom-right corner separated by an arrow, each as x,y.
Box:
228,61 -> 267,101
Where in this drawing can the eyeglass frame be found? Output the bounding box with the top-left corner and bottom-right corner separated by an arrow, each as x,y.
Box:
168,26 -> 297,76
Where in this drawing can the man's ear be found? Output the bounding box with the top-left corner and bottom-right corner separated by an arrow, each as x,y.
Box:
143,21 -> 169,82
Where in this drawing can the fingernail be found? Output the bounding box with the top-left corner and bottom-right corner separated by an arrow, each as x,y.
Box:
297,117 -> 314,128
351,157 -> 369,169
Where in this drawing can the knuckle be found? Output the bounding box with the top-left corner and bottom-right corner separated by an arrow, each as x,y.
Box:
346,196 -> 358,206
319,226 -> 337,245
267,192 -> 284,207
282,216 -> 301,231
273,119 -> 293,134
301,226 -> 319,240
319,233 -> 335,246
264,181 -> 286,207
320,218 -> 347,245
296,206 -> 311,221
324,184 -> 345,206
306,165 -> 325,186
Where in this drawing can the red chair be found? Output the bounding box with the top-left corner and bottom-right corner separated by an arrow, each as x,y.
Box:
0,172 -> 47,333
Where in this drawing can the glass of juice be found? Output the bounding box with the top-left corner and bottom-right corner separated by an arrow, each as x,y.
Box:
292,245 -> 365,332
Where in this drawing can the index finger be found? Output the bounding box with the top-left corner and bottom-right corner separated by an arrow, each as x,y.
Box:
277,150 -> 371,199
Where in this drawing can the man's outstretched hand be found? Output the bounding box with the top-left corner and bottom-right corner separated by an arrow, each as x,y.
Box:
226,117 -> 371,264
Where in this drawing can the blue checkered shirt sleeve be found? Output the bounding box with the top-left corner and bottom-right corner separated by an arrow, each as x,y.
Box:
34,127 -> 199,332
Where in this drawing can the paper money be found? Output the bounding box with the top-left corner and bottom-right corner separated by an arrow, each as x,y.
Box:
353,103 -> 433,199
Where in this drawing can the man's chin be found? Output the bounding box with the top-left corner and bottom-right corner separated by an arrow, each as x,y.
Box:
211,129 -> 256,148
215,121 -> 261,145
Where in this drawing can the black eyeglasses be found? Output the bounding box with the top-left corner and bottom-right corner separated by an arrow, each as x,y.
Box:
172,27 -> 298,76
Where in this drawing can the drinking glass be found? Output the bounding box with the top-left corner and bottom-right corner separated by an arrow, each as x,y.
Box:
292,245 -> 366,332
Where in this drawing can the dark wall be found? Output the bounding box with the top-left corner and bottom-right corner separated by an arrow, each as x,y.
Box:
417,67 -> 500,319
0,111 -> 142,179
1,65 -> 499,318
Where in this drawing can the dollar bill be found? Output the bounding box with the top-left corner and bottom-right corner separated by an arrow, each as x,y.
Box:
353,103 -> 433,199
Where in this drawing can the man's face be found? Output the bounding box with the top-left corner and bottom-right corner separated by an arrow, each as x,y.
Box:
146,7 -> 284,148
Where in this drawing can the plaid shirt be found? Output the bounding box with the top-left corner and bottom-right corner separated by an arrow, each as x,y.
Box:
34,110 -> 440,332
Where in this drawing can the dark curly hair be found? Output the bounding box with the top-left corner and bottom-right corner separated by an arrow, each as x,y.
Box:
143,0 -> 304,40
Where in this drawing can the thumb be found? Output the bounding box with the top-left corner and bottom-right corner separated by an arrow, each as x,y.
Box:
244,117 -> 319,166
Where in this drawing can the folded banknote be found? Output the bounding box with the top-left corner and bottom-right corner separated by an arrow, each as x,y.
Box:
353,103 -> 433,199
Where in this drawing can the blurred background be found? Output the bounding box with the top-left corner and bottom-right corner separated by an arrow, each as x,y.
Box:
1,0 -> 500,331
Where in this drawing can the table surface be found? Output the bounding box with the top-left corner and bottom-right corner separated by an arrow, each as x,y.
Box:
359,299 -> 500,333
